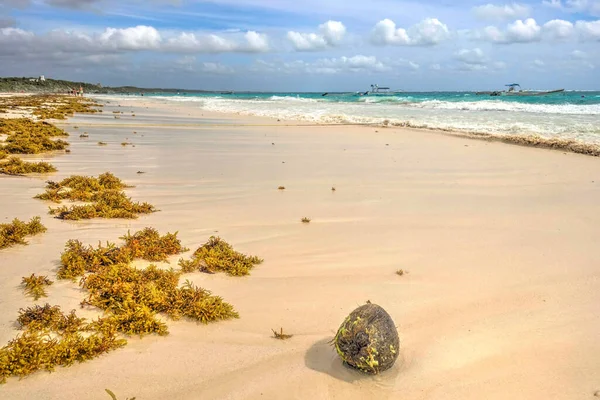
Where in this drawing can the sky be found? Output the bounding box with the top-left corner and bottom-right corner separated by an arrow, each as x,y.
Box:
0,0 -> 599,91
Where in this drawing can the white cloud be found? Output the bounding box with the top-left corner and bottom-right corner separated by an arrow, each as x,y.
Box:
543,19 -> 574,39
252,55 -> 391,75
430,63 -> 441,70
575,19 -> 600,40
473,3 -> 530,21
542,0 -> 600,17
286,32 -> 327,51
571,49 -> 587,58
287,20 -> 346,51
471,17 -> 600,43
533,59 -> 545,67
505,18 -> 541,42
319,20 -> 346,45
454,48 -> 487,64
371,18 -> 450,46
0,26 -> 270,56
201,62 -> 234,74
99,26 -> 161,50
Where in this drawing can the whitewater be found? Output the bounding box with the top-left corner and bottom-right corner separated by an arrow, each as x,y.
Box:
106,91 -> 600,145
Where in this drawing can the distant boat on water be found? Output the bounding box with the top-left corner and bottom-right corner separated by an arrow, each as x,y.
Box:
476,83 -> 564,97
354,84 -> 403,96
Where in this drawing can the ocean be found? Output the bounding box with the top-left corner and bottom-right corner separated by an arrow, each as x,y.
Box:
106,91 -> 600,145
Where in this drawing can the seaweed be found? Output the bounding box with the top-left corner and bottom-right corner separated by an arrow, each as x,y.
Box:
79,133 -> 89,138
0,157 -> 57,175
0,305 -> 125,384
49,190 -> 156,220
81,266 -> 238,331
278,186 -> 285,190
120,228 -> 188,262
0,217 -> 47,250
58,228 -> 187,280
178,236 -> 263,276
0,118 -> 69,155
21,274 -> 53,300
272,328 -> 293,340
301,217 -> 311,223
396,269 -> 405,276
36,172 -> 129,203
35,172 -> 154,220
0,150 -> 7,160
98,142 -> 107,146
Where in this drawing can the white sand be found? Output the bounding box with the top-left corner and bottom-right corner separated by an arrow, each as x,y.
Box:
1,98 -> 599,399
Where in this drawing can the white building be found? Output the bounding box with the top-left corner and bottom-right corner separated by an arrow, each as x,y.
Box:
39,75 -> 45,81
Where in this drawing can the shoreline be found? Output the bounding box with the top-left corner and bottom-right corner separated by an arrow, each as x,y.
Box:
89,95 -> 600,157
1,96 -> 600,399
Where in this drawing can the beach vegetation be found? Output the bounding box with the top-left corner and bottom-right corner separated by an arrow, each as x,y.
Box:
0,217 -> 47,250
21,274 -> 53,300
35,172 -> 130,203
177,236 -> 263,276
34,172 -> 154,220
0,304 -> 126,384
58,228 -> 187,280
0,157 -> 57,175
49,190 -> 155,220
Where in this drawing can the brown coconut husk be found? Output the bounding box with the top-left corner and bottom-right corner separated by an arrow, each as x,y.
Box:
333,303 -> 399,374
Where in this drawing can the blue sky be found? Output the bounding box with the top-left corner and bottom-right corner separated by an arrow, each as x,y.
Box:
0,0 -> 599,91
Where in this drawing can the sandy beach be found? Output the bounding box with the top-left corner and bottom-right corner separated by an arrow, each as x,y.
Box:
1,97 -> 600,399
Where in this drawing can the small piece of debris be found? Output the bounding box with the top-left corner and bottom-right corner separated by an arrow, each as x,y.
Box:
272,328 -> 293,340
136,171 -> 146,174
278,186 -> 285,190
331,187 -> 336,192
396,269 -> 406,276
301,217 -> 311,223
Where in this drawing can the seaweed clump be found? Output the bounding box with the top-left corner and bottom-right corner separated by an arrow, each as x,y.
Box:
57,228 -> 187,280
49,190 -> 155,220
81,268 -> 238,335
0,157 -> 56,175
0,217 -> 47,250
35,172 -> 155,220
0,304 -> 125,384
333,303 -> 400,374
120,228 -> 188,262
21,274 -> 53,300
0,118 -> 69,155
178,236 -> 263,276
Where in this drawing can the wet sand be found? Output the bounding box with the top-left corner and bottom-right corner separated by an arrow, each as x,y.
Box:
1,98 -> 600,399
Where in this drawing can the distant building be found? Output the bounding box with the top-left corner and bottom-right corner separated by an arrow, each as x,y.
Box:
39,75 -> 45,81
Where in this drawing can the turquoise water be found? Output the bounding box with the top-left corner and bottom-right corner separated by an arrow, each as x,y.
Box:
106,91 -> 600,144
139,90 -> 600,106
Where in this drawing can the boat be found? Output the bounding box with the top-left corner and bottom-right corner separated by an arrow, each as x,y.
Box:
356,84 -> 402,96
476,84 -> 564,97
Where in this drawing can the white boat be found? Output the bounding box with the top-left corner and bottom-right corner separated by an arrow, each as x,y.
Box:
356,84 -> 402,96
476,84 -> 564,97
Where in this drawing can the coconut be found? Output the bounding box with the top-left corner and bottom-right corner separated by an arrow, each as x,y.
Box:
333,303 -> 399,374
